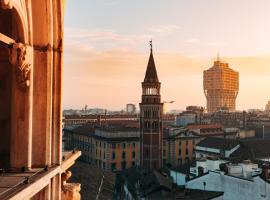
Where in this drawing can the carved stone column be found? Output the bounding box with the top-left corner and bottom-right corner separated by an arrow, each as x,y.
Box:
9,42 -> 33,169
9,42 -> 33,89
61,171 -> 81,200
0,0 -> 13,9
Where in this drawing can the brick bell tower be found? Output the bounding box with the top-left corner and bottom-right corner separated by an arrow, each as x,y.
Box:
140,41 -> 163,170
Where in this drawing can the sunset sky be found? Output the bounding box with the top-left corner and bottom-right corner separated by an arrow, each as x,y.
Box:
63,0 -> 270,111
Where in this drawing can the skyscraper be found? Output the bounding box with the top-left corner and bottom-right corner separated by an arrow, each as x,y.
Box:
203,56 -> 239,113
140,41 -> 163,169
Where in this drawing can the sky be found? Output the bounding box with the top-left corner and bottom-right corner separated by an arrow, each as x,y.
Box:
63,0 -> 270,111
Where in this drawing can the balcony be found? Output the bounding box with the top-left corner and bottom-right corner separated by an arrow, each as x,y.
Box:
0,151 -> 81,200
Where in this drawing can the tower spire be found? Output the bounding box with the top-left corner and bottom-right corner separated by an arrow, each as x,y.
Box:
144,40 -> 159,83
149,39 -> 153,53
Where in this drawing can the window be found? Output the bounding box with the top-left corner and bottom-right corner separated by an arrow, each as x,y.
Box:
186,148 -> 188,155
132,143 -> 136,148
112,144 -> 116,149
122,152 -> 126,159
186,140 -> 188,146
121,161 -> 126,170
132,151 -> 136,158
111,163 -> 116,171
179,141 -> 181,146
122,143 -> 126,149
179,149 -> 181,156
144,149 -> 149,158
112,152 -> 116,160
132,162 -> 135,166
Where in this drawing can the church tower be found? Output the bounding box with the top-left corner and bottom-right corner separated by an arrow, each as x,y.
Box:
140,41 -> 163,170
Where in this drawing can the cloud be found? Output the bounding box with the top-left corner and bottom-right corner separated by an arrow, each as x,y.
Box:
207,42 -> 227,47
148,24 -> 181,35
100,0 -> 120,6
66,27 -> 150,42
64,27 -> 151,52
185,38 -> 200,44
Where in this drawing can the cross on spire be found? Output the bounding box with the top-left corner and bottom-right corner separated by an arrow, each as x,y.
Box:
149,39 -> 153,53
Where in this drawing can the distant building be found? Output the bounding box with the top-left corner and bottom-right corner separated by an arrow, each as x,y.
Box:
194,137 -> 270,163
116,167 -> 224,200
65,123 -> 216,171
185,159 -> 270,200
176,106 -> 204,126
195,137 -> 240,159
63,114 -> 139,128
188,124 -> 223,137
186,106 -> 205,115
140,41 -> 163,169
211,110 -> 246,128
169,138 -> 270,200
163,127 -> 200,166
266,101 -> 270,112
203,57 -> 239,113
126,103 -> 136,113
176,111 -> 197,126
64,124 -> 140,172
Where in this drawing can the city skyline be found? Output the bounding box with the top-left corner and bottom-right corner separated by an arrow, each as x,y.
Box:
63,0 -> 270,110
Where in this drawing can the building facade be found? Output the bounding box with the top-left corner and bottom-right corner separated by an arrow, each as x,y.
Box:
203,57 -> 239,113
64,125 -> 140,172
176,111 -> 197,126
126,104 -> 136,113
163,127 -> 199,166
140,42 -> 163,169
0,1 -> 81,199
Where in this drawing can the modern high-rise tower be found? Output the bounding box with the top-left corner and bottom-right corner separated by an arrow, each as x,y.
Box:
140,41 -> 163,170
203,56 -> 239,113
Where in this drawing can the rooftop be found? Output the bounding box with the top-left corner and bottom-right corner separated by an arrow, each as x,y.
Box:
230,139 -> 270,161
68,161 -> 115,200
196,137 -> 239,151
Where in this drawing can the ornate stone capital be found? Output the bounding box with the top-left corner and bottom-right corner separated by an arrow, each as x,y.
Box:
0,0 -> 13,9
9,42 -> 33,89
61,171 -> 81,200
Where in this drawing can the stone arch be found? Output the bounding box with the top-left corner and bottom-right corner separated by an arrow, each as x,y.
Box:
0,2 -> 32,169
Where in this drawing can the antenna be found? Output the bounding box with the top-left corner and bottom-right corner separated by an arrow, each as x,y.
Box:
217,52 -> 220,61
149,39 -> 153,53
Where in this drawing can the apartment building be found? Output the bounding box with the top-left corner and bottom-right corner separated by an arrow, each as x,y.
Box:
64,124 -> 140,172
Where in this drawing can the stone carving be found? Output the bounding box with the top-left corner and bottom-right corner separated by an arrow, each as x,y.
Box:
61,171 -> 81,200
9,42 -> 33,89
0,0 -> 13,9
